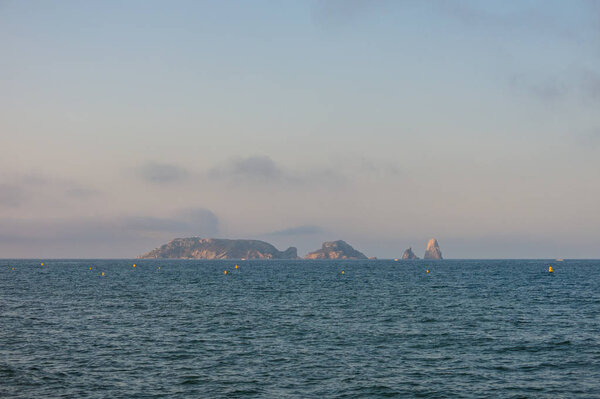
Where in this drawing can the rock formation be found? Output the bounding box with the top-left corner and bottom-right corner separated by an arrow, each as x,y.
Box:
304,240 -> 368,259
139,238 -> 297,259
402,247 -> 419,260
423,238 -> 443,260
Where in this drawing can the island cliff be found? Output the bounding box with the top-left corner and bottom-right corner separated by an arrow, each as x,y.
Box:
305,240 -> 368,259
423,238 -> 443,260
402,247 -> 419,260
139,238 -> 297,259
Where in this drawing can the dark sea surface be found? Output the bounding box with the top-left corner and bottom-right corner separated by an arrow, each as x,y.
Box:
1,259 -> 599,398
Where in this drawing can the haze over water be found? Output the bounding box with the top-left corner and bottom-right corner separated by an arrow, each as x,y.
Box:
2,259 -> 599,398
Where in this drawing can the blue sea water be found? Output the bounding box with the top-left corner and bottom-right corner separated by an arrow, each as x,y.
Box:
1,259 -> 599,398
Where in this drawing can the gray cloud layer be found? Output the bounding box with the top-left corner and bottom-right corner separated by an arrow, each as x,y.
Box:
0,184 -> 25,207
122,209 -> 218,235
208,156 -> 289,184
208,155 -> 346,187
509,70 -> 600,104
0,173 -> 99,209
137,162 -> 189,184
0,208 -> 219,258
580,70 -> 600,102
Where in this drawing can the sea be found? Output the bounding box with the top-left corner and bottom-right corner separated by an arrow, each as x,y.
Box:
1,259 -> 599,398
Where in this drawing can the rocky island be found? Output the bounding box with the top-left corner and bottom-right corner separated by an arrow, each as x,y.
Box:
304,240 -> 367,259
139,237 -> 442,260
402,247 -> 419,260
423,238 -> 443,260
139,238 -> 297,259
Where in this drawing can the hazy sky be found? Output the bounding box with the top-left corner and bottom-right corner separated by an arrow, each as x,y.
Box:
2,0 -> 600,258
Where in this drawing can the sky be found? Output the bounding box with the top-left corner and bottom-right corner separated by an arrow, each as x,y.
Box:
1,0 -> 600,258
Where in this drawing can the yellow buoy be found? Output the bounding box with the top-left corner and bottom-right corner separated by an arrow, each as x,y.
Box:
158,266 -> 161,270
89,267 -> 92,270
224,270 -> 228,275
549,266 -> 553,273
11,267 -> 14,271
426,269 -> 430,273
341,270 -> 345,275
101,272 -> 105,276
394,259 -> 398,262
133,264 -> 136,268
41,262 -> 44,266
235,264 -> 239,269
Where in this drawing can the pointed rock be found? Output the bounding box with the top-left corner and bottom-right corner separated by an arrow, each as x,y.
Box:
402,247 -> 419,260
304,240 -> 367,259
423,238 -> 443,260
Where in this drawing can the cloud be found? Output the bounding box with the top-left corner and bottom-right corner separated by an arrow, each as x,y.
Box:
508,69 -> 600,104
311,0 -> 391,27
0,184 -> 25,207
64,186 -> 99,199
509,74 -> 567,102
208,155 -> 348,188
208,156 -> 286,183
0,172 -> 99,208
123,208 -> 219,236
580,70 -> 600,102
579,128 -> 600,148
137,161 -> 189,184
586,0 -> 600,33
0,207 -> 220,257
0,173 -> 48,208
439,1 -> 579,41
355,157 -> 402,177
0,210 -> 218,240
269,225 -> 324,236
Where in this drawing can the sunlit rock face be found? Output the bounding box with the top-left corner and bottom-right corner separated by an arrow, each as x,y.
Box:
423,238 -> 443,260
402,247 -> 419,260
304,240 -> 367,260
139,238 -> 297,259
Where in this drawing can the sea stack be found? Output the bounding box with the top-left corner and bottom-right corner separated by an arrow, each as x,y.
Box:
305,240 -> 368,259
423,238 -> 443,260
402,247 -> 419,260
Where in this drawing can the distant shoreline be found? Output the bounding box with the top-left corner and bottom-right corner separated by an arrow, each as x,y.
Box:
0,258 -> 592,261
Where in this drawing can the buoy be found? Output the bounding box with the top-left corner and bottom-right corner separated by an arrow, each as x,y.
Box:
133,264 -> 136,268
394,259 -> 398,261
426,269 -> 430,273
235,264 -> 239,269
158,266 -> 161,270
11,267 -> 14,271
89,267 -> 92,270
101,272 -> 105,276
549,266 -> 553,273
341,270 -> 345,275
41,262 -> 44,266
224,270 -> 228,275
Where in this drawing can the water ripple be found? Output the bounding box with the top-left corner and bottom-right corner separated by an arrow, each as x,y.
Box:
1,259 -> 599,398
